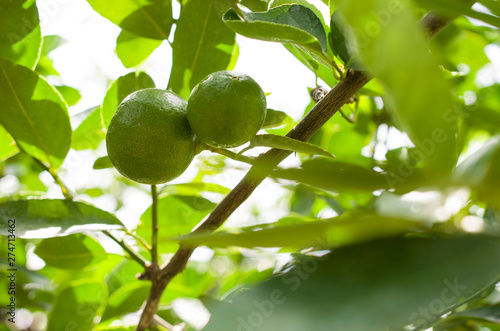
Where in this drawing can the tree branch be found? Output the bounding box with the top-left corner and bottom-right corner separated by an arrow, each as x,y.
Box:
136,8 -> 466,330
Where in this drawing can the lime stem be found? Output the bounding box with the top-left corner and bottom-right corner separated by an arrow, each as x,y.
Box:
104,230 -> 150,269
204,145 -> 256,165
151,185 -> 159,267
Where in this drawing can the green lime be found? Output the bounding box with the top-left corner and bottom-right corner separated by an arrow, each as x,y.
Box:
106,88 -> 196,184
187,71 -> 267,148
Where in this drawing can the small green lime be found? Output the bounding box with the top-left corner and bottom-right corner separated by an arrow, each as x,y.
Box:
106,88 -> 196,184
187,71 -> 267,148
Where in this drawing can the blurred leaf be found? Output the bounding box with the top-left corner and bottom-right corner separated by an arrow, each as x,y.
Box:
47,280 -> 108,331
415,0 -> 500,28
262,109 -> 293,129
205,235 -> 500,331
55,85 -> 81,106
0,1 -> 41,69
73,106 -> 106,151
101,71 -> 155,128
0,199 -> 124,238
106,259 -> 144,294
93,156 -> 113,169
101,282 -> 150,321
271,158 -> 390,191
0,125 -> 18,162
336,0 -> 457,176
223,5 -> 330,67
251,134 -> 334,158
0,58 -> 71,169
176,215 -> 415,248
290,184 -> 315,215
168,0 -> 236,99
86,0 -> 174,39
159,182 -> 230,196
35,233 -> 107,269
452,135 -> 500,208
138,195 -> 216,253
115,29 -> 162,68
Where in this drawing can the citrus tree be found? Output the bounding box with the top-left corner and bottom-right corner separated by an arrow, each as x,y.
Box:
2,0 -> 500,330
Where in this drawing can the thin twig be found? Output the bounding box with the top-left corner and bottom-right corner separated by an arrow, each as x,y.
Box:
151,185 -> 159,267
104,230 -> 150,269
204,145 -> 256,165
136,8 -> 469,330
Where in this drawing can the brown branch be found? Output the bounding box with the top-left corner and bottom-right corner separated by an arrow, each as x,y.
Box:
136,8 -> 466,330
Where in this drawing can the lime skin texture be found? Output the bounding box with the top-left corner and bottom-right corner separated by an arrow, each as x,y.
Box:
187,71 -> 267,148
106,88 -> 196,185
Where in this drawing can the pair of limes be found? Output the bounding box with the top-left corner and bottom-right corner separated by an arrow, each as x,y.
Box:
106,71 -> 267,184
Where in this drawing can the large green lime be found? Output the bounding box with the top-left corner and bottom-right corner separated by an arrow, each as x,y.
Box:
187,71 -> 267,148
106,88 -> 196,184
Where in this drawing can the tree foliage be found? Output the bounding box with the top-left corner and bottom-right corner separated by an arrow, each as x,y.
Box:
2,0 -> 500,330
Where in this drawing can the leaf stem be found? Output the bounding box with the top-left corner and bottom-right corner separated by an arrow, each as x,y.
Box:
104,230 -> 150,269
30,156 -> 74,199
151,184 -> 159,267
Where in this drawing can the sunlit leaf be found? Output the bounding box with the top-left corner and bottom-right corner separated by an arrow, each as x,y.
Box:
101,71 -> 155,128
175,215 -> 415,248
262,109 -> 293,129
72,106 -> 105,151
115,30 -> 163,68
168,0 -> 236,99
0,59 -> 71,169
223,5 -> 330,67
0,1 -> 42,69
138,195 -> 216,253
0,199 -> 124,238
35,233 -> 107,269
0,125 -> 18,162
93,156 -> 113,169
47,280 -> 107,331
251,134 -> 334,157
55,85 -> 81,106
86,0 -> 174,39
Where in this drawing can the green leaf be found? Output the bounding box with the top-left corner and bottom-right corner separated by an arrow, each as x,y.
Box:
0,199 -> 124,238
329,11 -> 350,65
452,135 -> 500,208
93,156 -> 113,169
271,158 -> 390,191
34,233 -> 107,269
0,58 -> 71,169
240,0 -> 269,11
262,109 -> 293,129
282,44 -> 337,87
72,106 -> 106,151
0,125 -> 18,162
268,0 -> 327,27
205,235 -> 500,331
168,0 -> 236,99
137,195 -> 216,254
223,5 -> 330,67
251,134 -> 334,158
101,282 -> 150,321
55,85 -> 82,106
335,0 -> 457,176
176,215 -> 415,248
159,182 -> 231,196
34,35 -> 65,77
415,0 -> 500,29
0,1 -> 42,69
101,71 -> 155,128
115,29 -> 163,68
106,259 -> 144,294
86,0 -> 174,40
47,280 -> 108,331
